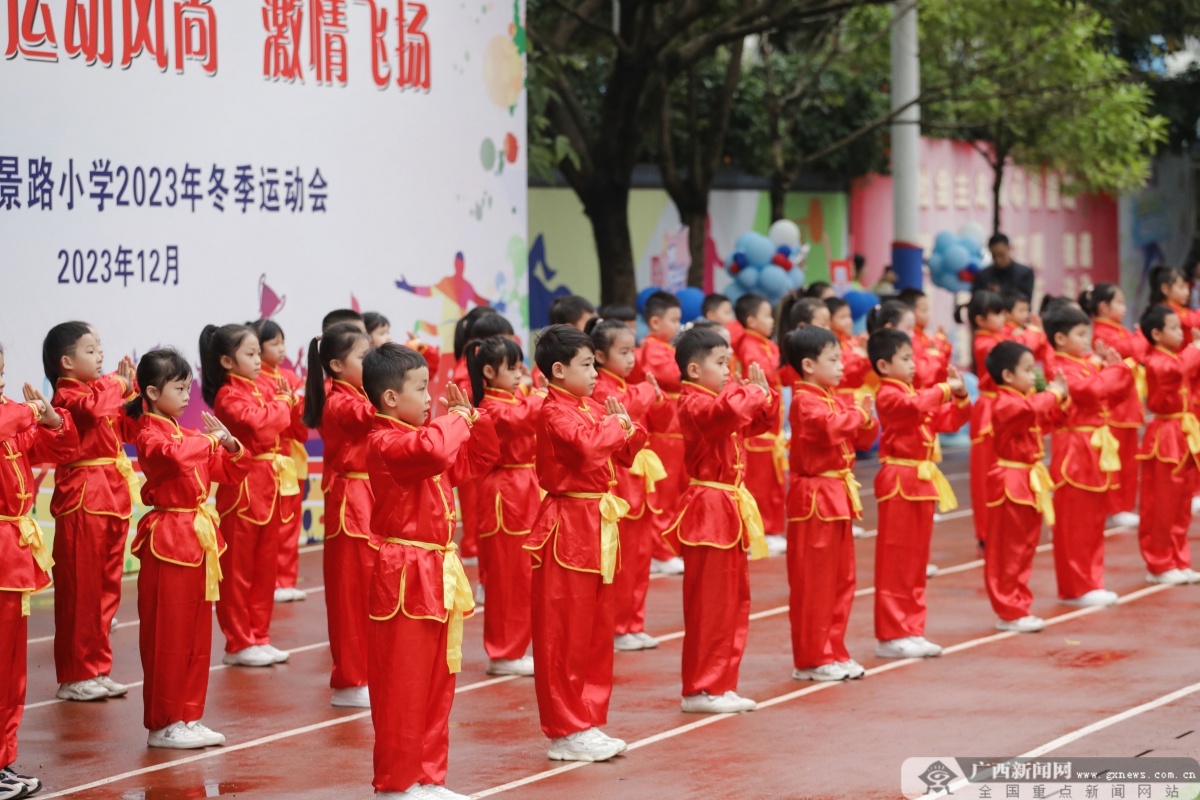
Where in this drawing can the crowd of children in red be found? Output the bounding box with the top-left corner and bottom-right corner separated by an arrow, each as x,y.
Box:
0,265 -> 1195,800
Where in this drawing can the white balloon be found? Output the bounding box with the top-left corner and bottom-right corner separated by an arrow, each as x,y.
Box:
958,221 -> 986,249
768,219 -> 802,250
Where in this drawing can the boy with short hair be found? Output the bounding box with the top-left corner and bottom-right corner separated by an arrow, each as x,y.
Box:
1003,292 -> 1053,370
525,325 -> 648,762
548,295 -> 597,330
896,288 -> 952,389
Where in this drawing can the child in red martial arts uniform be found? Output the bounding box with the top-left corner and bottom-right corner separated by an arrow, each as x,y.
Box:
43,321 -> 139,702
590,319 -> 669,653
1135,304 -> 1200,585
549,295 -> 598,331
303,322 -> 377,709
1003,292 -> 1054,369
785,326 -> 877,681
199,323 -> 301,668
898,288 -> 953,390
1082,283 -> 1145,527
525,325 -> 648,762
825,297 -> 869,407
250,319 -> 310,605
364,343 -> 497,800
960,290 -> 1007,552
128,349 -> 248,749
632,291 -> 686,575
733,294 -> 788,554
467,335 -> 542,676
983,341 -> 1070,632
667,326 -> 775,713
0,363 -> 76,798
1043,305 -> 1133,606
869,329 -> 970,659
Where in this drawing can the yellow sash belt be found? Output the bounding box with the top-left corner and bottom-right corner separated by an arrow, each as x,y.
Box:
157,505 -> 223,601
1127,359 -> 1147,402
880,457 -> 958,513
1067,425 -> 1121,473
562,491 -> 630,584
343,472 -> 370,480
1160,411 -> 1200,455
0,513 -> 53,616
688,478 -> 769,560
817,469 -> 863,515
253,453 -> 300,496
996,459 -> 1055,525
382,538 -> 474,673
772,433 -> 789,484
629,449 -> 667,495
68,451 -> 143,505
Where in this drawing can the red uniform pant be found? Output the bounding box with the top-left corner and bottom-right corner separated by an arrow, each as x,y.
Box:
368,613 -> 455,792
744,445 -> 785,535
1052,484 -> 1109,599
874,497 -> 934,641
969,435 -> 994,544
613,513 -> 654,636
457,484 -> 479,563
786,517 -> 856,669
52,511 -> 128,682
984,499 -> 1043,621
216,507 -> 283,653
649,434 -> 685,559
1138,458 -> 1195,575
477,531 -> 532,660
0,592 -> 27,767
275,492 -> 303,589
530,556 -> 614,739
680,543 -> 750,697
1109,427 -> 1139,515
324,533 -> 377,689
138,556 -> 212,731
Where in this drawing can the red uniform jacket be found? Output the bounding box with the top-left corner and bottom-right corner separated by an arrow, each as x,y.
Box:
1006,323 -> 1055,371
988,386 -> 1068,509
670,381 -> 775,548
875,379 -> 971,502
131,413 -> 249,566
631,336 -> 682,429
735,329 -> 785,457
970,330 -> 1006,441
213,373 -> 300,525
406,339 -> 441,376
0,399 -> 78,594
1049,353 -> 1133,492
835,332 -> 870,402
320,380 -> 377,542
367,412 -> 498,621
911,325 -> 952,389
259,364 -> 309,481
51,375 -> 138,519
524,385 -> 649,574
593,369 -> 669,518
1140,345 -> 1200,469
1090,318 -> 1146,429
787,382 -> 877,521
478,387 -> 544,536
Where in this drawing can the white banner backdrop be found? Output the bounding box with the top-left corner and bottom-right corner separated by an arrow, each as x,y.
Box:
1,0 -> 529,421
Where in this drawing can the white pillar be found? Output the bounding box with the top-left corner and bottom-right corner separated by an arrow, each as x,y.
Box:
890,0 -> 922,289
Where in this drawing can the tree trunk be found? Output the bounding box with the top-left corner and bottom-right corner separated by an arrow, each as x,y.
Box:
682,207 -> 708,287
990,149 -> 1008,235
584,184 -> 638,306
770,170 -> 788,223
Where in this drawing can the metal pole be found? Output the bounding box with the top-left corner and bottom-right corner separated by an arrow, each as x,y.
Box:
890,0 -> 922,291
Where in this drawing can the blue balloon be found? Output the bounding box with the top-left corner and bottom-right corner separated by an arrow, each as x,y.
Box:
723,283 -> 745,302
963,237 -> 983,258
737,232 -> 776,267
758,265 -> 791,302
844,290 -> 879,322
776,245 -> 793,258
934,231 -> 957,254
943,243 -> 970,273
676,286 -> 705,323
929,252 -> 944,273
736,265 -> 760,290
636,286 -> 662,314
731,252 -> 749,268
788,267 -> 806,289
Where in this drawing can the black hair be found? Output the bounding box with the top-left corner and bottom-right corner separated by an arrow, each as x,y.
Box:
362,342 -> 428,411
453,306 -> 496,360
302,322 -> 371,428
42,321 -> 93,383
853,253 -> 866,273
865,300 -> 912,334
362,311 -> 390,334
734,293 -> 769,327
988,232 -> 1010,248
688,319 -> 725,333
701,293 -> 732,318
1149,266 -> 1187,305
597,303 -> 637,323
867,328 -> 912,375
322,309 -> 363,332
1001,291 -> 1031,312
548,295 -> 597,326
1078,283 -> 1120,318
787,297 -> 826,331
824,296 -> 849,317
1039,294 -> 1073,316
123,348 -> 192,420
985,340 -> 1032,386
248,318 -> 284,347
1042,305 -> 1091,347
896,287 -> 926,308
1140,304 -> 1176,346
465,335 -> 524,406
804,281 -> 833,299
534,324 -> 594,379
198,324 -> 256,407
954,290 -> 1004,330
471,312 -> 515,341
674,326 -> 729,376
783,326 -> 840,374
642,290 -> 681,322
589,318 -> 635,356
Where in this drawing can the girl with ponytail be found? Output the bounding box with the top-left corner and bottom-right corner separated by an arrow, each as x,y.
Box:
959,290 -> 1007,550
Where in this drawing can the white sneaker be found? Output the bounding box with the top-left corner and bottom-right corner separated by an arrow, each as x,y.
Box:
110,616 -> 119,631
933,513 -> 946,523
1191,497 -> 1200,515
93,674 -> 129,697
186,720 -> 226,746
289,588 -> 307,601
419,786 -> 470,800
613,633 -> 645,651
792,663 -> 849,681
547,729 -> 623,762
460,556 -> 479,567
1110,511 -> 1140,527
56,679 -> 109,701
633,631 -> 659,649
1182,568 -> 1200,584
487,656 -> 534,676
273,587 -> 292,603
222,645 -> 276,667
474,582 -> 486,606
1061,589 -> 1119,607
260,643 -> 290,663
909,636 -> 943,657
680,691 -> 757,713
331,685 -> 371,707
765,534 -> 787,556
0,766 -> 41,796
650,557 -> 684,575
1147,569 -> 1191,585
996,615 -> 1046,633
584,727 -> 627,753
376,785 -> 424,800
852,525 -> 867,538
876,637 -> 932,659
926,563 -> 939,578
147,721 -> 208,749
835,659 -> 867,678
0,775 -> 26,800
